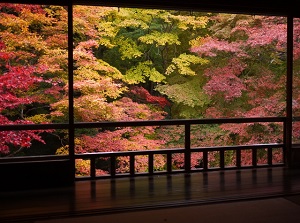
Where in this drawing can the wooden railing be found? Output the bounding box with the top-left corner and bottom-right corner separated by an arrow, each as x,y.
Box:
73,117 -> 286,180
0,117 -> 287,180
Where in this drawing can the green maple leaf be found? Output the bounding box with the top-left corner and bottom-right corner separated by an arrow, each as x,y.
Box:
124,61 -> 165,84
166,53 -> 209,76
156,79 -> 210,107
139,31 -> 180,46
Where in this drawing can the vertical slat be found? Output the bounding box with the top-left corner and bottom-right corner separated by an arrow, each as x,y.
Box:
148,154 -> 154,175
185,124 -> 191,173
220,150 -> 225,169
90,157 -> 96,179
252,148 -> 257,167
203,151 -> 208,170
236,149 -> 241,168
110,155 -> 116,177
130,154 -> 135,176
268,147 -> 273,166
167,152 -> 172,173
283,121 -> 287,166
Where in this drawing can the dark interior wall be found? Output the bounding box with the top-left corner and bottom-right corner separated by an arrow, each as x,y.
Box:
0,160 -> 74,191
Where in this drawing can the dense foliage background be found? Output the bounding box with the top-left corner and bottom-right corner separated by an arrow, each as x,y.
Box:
1,4 -> 300,175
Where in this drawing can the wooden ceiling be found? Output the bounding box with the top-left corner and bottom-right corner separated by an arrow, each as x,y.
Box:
1,0 -> 299,17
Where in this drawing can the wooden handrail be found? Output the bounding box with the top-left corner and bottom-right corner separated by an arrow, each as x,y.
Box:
0,117 -> 287,180
0,116 -> 286,131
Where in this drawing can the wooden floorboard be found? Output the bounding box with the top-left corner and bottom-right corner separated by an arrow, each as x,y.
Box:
1,167 -> 300,222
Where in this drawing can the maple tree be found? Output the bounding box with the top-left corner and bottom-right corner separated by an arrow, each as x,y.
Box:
188,14 -> 290,164
0,4 -> 68,155
2,4 -> 298,172
96,8 -> 210,119
51,6 -> 169,175
0,4 -> 169,173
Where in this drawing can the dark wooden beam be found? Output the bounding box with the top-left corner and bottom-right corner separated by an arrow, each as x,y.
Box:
1,0 -> 299,16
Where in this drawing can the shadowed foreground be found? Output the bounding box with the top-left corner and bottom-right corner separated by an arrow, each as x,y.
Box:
1,167 -> 300,222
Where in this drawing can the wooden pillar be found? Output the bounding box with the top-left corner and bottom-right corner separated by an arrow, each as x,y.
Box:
287,15 -> 300,168
68,2 -> 76,180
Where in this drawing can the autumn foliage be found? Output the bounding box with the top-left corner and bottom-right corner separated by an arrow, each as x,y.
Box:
1,4 -> 299,174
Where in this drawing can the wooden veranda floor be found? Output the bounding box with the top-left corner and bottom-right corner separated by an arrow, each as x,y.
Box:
1,167 -> 300,222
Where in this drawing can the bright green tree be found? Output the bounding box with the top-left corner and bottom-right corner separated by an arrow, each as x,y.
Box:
96,8 -> 210,118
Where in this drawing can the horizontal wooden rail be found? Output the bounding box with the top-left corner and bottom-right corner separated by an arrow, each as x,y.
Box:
75,143 -> 283,158
0,117 -> 287,181
0,116 -> 286,131
74,117 -> 286,128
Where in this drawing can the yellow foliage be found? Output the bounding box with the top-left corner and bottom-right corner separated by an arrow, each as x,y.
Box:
25,114 -> 50,124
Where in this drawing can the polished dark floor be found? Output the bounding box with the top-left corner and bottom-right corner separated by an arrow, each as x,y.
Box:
1,167 -> 300,222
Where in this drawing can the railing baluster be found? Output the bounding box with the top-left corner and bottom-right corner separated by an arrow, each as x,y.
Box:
185,124 -> 191,173
252,148 -> 257,167
110,155 -> 116,177
149,154 -> 154,175
130,154 -> 135,176
167,152 -> 172,173
268,147 -> 273,165
90,157 -> 96,179
236,149 -> 241,168
203,151 -> 208,170
220,150 -> 225,169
